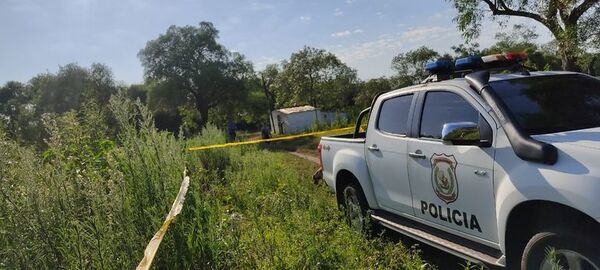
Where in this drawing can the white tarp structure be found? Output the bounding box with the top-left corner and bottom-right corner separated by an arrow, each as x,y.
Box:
270,105 -> 347,134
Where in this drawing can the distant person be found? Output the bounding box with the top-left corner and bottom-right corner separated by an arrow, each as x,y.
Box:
227,119 -> 236,142
261,124 -> 271,139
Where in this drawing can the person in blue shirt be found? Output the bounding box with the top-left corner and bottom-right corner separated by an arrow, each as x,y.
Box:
227,119 -> 236,142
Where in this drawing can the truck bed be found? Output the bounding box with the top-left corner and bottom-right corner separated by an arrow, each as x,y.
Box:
319,133 -> 366,192
321,131 -> 366,141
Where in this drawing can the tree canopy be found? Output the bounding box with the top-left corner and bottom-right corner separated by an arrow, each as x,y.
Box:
2,18 -> 599,145
449,0 -> 600,71
258,64 -> 280,128
391,46 -> 441,84
275,46 -> 358,111
138,21 -> 253,127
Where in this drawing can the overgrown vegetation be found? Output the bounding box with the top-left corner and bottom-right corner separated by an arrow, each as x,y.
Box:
2,19 -> 599,147
0,95 -> 438,269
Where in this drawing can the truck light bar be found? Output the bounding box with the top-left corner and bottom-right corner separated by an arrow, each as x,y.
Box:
455,56 -> 484,71
425,59 -> 454,74
504,52 -> 527,62
482,52 -> 528,68
423,52 -> 530,83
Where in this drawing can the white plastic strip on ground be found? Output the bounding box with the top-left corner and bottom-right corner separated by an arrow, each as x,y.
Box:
136,168 -> 190,270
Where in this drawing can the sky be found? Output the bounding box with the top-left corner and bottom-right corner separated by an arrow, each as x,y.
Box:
0,0 -> 553,85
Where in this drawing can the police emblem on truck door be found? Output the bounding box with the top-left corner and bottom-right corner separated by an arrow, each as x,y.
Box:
431,154 -> 459,204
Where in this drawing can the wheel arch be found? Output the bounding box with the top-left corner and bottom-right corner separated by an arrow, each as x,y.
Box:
335,169 -> 361,207
503,200 -> 600,267
332,150 -> 378,208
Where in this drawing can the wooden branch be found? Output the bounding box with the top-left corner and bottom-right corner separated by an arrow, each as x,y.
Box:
481,0 -> 547,24
570,0 -> 599,22
546,0 -> 559,20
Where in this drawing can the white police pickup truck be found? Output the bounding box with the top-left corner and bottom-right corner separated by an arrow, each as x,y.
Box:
316,53 -> 600,269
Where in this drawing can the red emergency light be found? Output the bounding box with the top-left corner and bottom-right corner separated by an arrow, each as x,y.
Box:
504,52 -> 528,62
482,52 -> 528,69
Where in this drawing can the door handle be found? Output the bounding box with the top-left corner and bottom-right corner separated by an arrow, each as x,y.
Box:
367,144 -> 380,151
408,151 -> 426,159
474,170 -> 487,176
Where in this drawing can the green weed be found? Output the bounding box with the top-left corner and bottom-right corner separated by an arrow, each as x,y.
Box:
0,94 -> 434,269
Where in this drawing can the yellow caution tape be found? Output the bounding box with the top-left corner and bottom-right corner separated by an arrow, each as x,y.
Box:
188,126 -> 356,151
137,168 -> 191,270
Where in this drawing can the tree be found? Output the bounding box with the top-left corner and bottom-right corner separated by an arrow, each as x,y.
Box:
36,64 -> 88,114
124,84 -> 149,102
451,42 -> 482,58
0,81 -> 29,139
478,24 -> 563,71
579,52 -> 600,75
85,63 -> 117,104
482,24 -> 539,54
276,46 -> 358,113
32,63 -> 117,115
138,22 -> 252,127
146,80 -> 187,133
391,46 -> 440,84
258,64 -> 279,130
449,0 -> 600,71
355,77 -> 393,108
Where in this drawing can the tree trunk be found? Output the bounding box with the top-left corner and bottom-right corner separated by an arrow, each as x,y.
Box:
196,100 -> 209,129
263,88 -> 276,133
587,55 -> 598,76
557,24 -> 581,72
560,51 -> 580,72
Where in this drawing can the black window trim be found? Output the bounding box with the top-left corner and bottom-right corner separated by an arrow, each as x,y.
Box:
374,92 -> 417,138
413,88 -> 492,142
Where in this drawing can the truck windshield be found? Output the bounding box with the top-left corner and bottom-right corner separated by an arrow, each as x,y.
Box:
489,74 -> 600,135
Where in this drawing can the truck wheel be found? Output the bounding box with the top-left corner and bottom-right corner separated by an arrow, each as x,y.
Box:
521,231 -> 600,270
341,182 -> 369,233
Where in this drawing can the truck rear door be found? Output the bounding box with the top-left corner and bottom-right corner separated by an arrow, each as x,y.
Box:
365,92 -> 416,215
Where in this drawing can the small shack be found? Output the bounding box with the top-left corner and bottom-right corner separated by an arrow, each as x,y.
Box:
270,105 -> 347,134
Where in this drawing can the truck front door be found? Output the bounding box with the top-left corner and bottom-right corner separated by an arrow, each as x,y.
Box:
365,92 -> 416,215
407,89 -> 498,243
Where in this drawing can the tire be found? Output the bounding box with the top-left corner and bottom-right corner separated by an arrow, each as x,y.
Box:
340,182 -> 370,233
521,231 -> 600,270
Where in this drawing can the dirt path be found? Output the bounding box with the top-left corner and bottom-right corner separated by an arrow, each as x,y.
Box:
288,151 -> 319,164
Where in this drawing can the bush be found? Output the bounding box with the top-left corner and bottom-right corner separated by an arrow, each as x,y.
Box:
0,94 -> 432,269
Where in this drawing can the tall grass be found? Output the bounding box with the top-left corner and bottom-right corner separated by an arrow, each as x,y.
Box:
0,94 -> 432,269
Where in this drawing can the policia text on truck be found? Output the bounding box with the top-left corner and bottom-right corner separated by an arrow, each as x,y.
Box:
315,53 -> 600,269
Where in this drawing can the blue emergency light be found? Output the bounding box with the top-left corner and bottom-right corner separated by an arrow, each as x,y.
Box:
455,56 -> 484,70
425,59 -> 453,74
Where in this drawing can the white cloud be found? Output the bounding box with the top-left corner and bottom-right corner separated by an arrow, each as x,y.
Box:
429,12 -> 444,20
376,11 -> 384,18
428,9 -> 453,20
331,29 -> 364,38
254,56 -> 279,70
299,15 -> 311,22
331,30 -> 352,37
328,28 -> 461,79
330,33 -> 404,63
401,26 -> 449,42
345,0 -> 355,4
334,8 -> 343,16
249,2 -> 274,11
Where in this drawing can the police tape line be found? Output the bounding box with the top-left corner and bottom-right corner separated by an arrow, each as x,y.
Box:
136,127 -> 356,268
187,126 -> 356,151
136,168 -> 190,270
136,127 -> 359,268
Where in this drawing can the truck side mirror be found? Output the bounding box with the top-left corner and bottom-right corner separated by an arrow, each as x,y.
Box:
442,122 -> 482,146
442,117 -> 493,147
